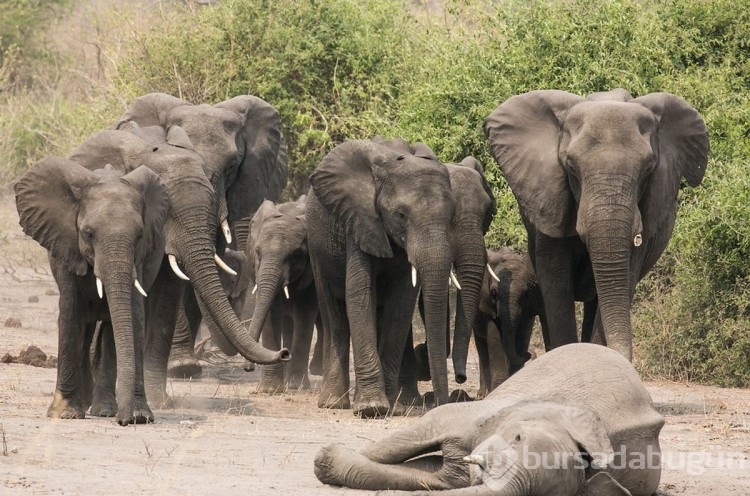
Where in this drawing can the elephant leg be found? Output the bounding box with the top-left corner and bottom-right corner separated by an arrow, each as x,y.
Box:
259,299 -> 285,394
167,289 -> 203,379
90,322 -> 117,417
316,282 -> 351,410
396,330 -> 423,410
534,235 -> 577,348
378,277 -> 419,412
344,246 -> 389,417
308,314 -> 324,376
285,286 -> 318,389
48,268 -> 90,419
144,262 -> 184,409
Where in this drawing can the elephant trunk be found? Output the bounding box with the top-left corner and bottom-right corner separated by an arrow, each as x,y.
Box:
451,222 -> 488,384
247,255 -> 285,342
412,232 -> 452,406
180,229 -> 290,364
96,240 -> 138,423
579,194 -> 635,361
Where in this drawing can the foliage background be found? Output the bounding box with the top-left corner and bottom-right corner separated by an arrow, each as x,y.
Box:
2,0 -> 749,385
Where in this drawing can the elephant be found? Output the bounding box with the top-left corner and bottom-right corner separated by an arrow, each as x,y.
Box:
473,247 -> 543,397
241,195 -> 318,392
108,93 -> 289,382
484,88 -> 709,360
14,158 -> 170,425
68,121 -> 288,407
314,343 -> 665,496
307,137 -> 494,416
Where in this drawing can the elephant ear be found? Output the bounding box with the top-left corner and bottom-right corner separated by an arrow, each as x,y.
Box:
112,92 -> 188,129
412,142 -> 439,161
215,95 -> 288,223
164,125 -> 195,151
455,156 -> 497,234
581,472 -> 632,496
484,90 -> 585,237
634,93 -> 709,188
14,157 -> 99,276
120,165 -> 171,261
554,403 -> 614,471
309,140 -> 395,258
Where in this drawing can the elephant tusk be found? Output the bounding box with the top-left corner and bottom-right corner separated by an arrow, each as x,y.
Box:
96,277 -> 104,299
634,233 -> 643,247
487,263 -> 501,282
450,270 -> 462,291
214,253 -> 238,276
134,279 -> 148,298
168,254 -> 190,281
252,284 -> 258,295
411,265 -> 418,287
284,285 -> 290,300
463,454 -> 486,466
221,219 -> 232,245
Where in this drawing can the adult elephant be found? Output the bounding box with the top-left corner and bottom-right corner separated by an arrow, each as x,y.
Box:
110,93 -> 289,379
15,159 -> 170,425
69,124 -> 288,405
243,195 -> 318,392
314,343 -> 665,495
307,138 -> 493,416
484,88 -> 709,360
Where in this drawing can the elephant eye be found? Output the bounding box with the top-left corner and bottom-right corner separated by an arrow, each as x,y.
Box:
490,288 -> 498,300
82,227 -> 94,241
394,210 -> 407,221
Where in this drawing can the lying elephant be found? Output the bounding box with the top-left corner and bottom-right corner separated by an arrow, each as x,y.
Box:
314,343 -> 664,495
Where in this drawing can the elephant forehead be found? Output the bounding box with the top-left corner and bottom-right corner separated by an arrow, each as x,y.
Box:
79,183 -> 143,220
566,101 -> 655,135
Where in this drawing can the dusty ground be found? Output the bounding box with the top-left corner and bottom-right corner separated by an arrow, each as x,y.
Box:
1,192 -> 749,495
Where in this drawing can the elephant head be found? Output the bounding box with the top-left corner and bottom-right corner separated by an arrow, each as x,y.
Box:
244,196 -> 311,343
69,127 -> 288,365
14,157 -> 170,423
484,89 -> 709,359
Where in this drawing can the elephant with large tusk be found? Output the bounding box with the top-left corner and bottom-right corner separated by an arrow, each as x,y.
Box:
314,343 -> 664,495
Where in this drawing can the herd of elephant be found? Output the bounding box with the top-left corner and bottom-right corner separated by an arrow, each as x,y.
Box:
14,87 -> 708,495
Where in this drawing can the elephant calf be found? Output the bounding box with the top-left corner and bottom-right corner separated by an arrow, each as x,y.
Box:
314,343 -> 664,496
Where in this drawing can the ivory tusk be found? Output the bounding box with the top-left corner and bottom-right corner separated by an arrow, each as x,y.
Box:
221,219 -> 232,244
463,454 -> 486,466
134,279 -> 148,298
450,270 -> 462,291
411,266 -> 417,287
96,277 -> 104,299
252,284 -> 258,295
634,233 -> 643,247
284,285 -> 290,300
487,263 -> 501,282
214,253 -> 238,276
168,254 -> 190,281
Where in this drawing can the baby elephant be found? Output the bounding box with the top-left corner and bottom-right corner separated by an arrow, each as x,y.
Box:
314,343 -> 664,496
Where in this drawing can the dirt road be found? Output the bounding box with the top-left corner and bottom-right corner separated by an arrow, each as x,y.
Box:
1,194 -> 748,495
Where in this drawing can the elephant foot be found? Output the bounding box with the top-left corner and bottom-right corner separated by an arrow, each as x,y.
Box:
146,387 -> 174,410
318,390 -> 351,410
285,373 -> 311,391
90,394 -> 118,418
258,379 -> 285,394
243,360 -> 256,372
353,391 -> 390,418
259,365 -> 285,394
167,354 -> 203,379
48,391 -> 86,420
132,397 -> 155,424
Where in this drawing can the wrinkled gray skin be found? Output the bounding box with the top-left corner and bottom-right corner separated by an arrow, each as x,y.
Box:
109,93 -> 289,384
307,138 -> 493,416
314,343 -> 664,496
69,122 -> 288,407
15,159 -> 170,425
242,195 -> 318,392
168,247 -> 251,378
474,248 -> 543,397
484,89 -> 709,360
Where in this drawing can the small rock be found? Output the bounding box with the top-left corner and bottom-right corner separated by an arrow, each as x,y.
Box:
4,317 -> 21,328
19,346 -> 47,366
45,289 -> 58,296
28,295 -> 39,303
